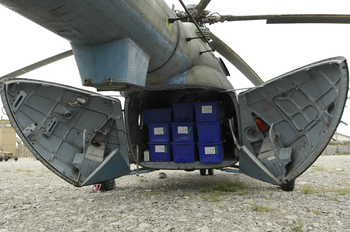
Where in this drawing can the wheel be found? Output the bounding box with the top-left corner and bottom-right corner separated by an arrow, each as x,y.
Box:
15,157 -> 18,161
0,158 -> 3,162
208,169 -> 214,175
200,169 -> 206,176
280,179 -> 295,192
5,158 -> 8,161
101,179 -> 115,191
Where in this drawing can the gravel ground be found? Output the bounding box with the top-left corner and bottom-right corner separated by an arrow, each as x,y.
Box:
1,155 -> 350,232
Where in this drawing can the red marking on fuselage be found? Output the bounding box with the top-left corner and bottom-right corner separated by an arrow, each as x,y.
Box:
263,107 -> 272,112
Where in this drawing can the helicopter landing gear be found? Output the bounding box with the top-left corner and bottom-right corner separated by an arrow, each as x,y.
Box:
101,179 -> 116,191
280,179 -> 295,192
200,169 -> 214,176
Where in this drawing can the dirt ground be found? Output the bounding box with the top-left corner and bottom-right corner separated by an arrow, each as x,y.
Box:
0,155 -> 350,231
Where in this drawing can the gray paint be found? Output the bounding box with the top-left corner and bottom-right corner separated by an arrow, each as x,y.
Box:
1,79 -> 130,186
238,57 -> 348,184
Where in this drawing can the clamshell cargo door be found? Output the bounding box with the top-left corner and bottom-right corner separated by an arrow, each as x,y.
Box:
237,57 -> 349,185
0,79 -> 130,187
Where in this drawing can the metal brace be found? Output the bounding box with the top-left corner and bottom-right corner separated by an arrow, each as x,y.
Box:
69,97 -> 87,108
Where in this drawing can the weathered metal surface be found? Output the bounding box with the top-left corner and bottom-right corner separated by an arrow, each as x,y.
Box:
0,0 -> 229,89
72,38 -> 149,90
0,79 -> 130,186
238,57 -> 349,185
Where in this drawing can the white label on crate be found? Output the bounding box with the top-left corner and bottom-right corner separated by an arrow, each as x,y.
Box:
202,105 -> 212,114
154,127 -> 164,135
178,126 -> 188,134
155,145 -> 165,153
267,155 -> 275,161
205,147 -> 216,154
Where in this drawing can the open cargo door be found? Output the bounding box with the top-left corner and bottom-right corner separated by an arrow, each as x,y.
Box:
237,57 -> 348,185
0,79 -> 130,186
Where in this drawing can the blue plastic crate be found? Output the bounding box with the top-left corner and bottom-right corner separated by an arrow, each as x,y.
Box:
194,101 -> 224,122
171,142 -> 196,162
196,121 -> 222,142
171,102 -> 194,122
143,108 -> 172,123
148,142 -> 171,162
197,142 -> 224,163
171,122 -> 195,142
148,123 -> 170,142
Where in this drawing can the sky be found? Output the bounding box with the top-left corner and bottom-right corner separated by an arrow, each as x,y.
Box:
0,0 -> 349,136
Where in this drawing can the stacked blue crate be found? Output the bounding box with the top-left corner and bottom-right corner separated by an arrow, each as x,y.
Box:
143,108 -> 172,162
148,143 -> 171,162
194,101 -> 225,163
171,102 -> 196,162
194,101 -> 225,122
144,101 -> 225,163
143,108 -> 172,124
148,123 -> 170,142
197,142 -> 224,163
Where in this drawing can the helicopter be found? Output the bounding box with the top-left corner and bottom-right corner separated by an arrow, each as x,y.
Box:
0,0 -> 348,192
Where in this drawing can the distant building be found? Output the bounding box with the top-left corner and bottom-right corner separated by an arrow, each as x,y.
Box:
324,132 -> 350,155
0,119 -> 16,155
0,119 -> 33,158
332,132 -> 350,142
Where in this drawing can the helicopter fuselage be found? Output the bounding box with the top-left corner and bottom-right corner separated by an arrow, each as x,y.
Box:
0,0 -> 348,191
0,0 -> 230,90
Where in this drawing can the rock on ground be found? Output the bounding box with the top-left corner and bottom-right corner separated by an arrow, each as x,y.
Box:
1,156 -> 350,231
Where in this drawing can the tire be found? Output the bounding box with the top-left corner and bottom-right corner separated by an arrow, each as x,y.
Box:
280,179 -> 295,192
101,179 -> 116,191
200,169 -> 206,176
208,169 -> 214,175
5,158 -> 8,161
15,157 -> 18,161
0,158 -> 3,162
